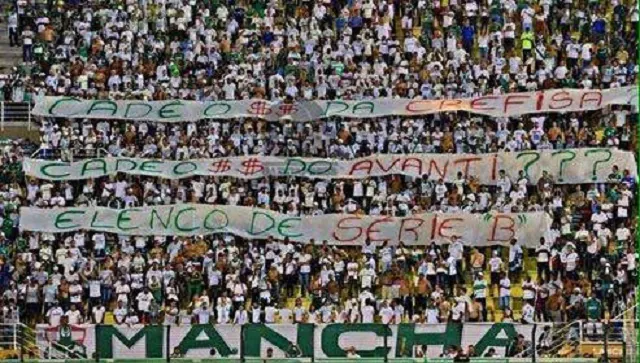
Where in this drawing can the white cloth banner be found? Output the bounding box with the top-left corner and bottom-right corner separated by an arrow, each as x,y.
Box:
22,148 -> 636,184
20,204 -> 550,247
32,86 -> 637,122
36,323 -> 548,359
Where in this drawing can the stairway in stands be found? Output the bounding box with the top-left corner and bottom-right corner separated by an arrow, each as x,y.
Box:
0,16 -> 23,73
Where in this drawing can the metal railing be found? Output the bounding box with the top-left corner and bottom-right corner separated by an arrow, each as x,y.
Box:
0,323 -> 43,360
0,323 -> 88,360
531,320 -> 581,358
0,101 -> 32,131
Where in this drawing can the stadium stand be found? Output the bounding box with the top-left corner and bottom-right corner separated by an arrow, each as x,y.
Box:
0,0 -> 637,361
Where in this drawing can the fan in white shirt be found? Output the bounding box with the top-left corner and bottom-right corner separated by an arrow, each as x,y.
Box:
293,302 -> 307,323
251,304 -> 262,323
65,305 -> 82,325
136,289 -> 154,312
193,303 -> 212,324
361,304 -> 375,323
204,303 -> 223,323
114,301 -> 128,324
92,304 -> 106,324
264,304 -> 278,323
378,301 -> 394,324
125,312 -> 140,325
279,307 -> 293,324
46,304 -> 65,326
234,306 -> 248,325
521,301 -> 535,324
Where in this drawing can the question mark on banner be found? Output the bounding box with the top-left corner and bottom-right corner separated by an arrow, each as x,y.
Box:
585,149 -> 612,181
552,150 -> 576,182
516,151 -> 541,178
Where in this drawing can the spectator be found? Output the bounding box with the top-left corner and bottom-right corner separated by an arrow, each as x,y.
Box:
0,5 -> 635,361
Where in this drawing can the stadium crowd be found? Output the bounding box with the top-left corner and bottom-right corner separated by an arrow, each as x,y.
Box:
1,0 -> 638,100
0,2 -> 637,360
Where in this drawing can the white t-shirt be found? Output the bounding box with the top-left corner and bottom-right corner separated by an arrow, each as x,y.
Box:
616,227 -> 631,242
47,307 -> 64,326
93,306 -> 106,323
565,252 -> 579,271
114,308 -> 127,323
294,307 -> 306,323
22,30 -> 34,45
251,307 -> 262,323
65,310 -> 82,325
264,306 -> 277,323
522,303 -> 535,323
536,245 -> 550,263
234,309 -> 248,324
361,305 -> 375,323
136,292 -> 154,312
522,282 -> 536,300
379,306 -> 394,324
499,278 -> 511,297
194,307 -> 211,324
489,257 -> 502,272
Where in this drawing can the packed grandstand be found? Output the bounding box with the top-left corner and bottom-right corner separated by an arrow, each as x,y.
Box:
0,0 -> 638,361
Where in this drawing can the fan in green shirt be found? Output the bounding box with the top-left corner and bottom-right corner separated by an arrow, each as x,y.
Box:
586,294 -> 602,320
0,244 -> 8,257
251,0 -> 266,18
604,125 -> 617,139
563,78 -> 577,88
1,216 -> 14,240
489,5 -> 503,25
14,236 -> 27,253
605,188 -> 619,203
608,167 -> 622,182
150,278 -> 163,303
188,271 -> 204,299
78,45 -> 89,61
169,62 -> 181,77
516,0 -> 528,12
331,61 -> 345,76
473,277 -> 488,299
421,10 -> 433,39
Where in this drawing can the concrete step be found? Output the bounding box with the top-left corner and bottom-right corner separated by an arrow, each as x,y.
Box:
0,44 -> 22,54
0,30 -> 24,69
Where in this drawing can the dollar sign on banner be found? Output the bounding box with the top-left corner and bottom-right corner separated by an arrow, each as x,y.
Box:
248,101 -> 273,116
552,150 -> 576,182
239,158 -> 265,175
209,159 -> 232,173
516,151 -> 541,178
585,149 -> 613,181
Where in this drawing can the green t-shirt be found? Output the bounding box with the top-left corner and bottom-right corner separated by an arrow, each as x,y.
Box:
169,62 -> 180,76
2,218 -> 13,237
331,61 -> 345,76
251,0 -> 265,18
473,280 -> 487,298
151,285 -> 162,303
604,126 -> 616,138
586,298 -> 602,320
